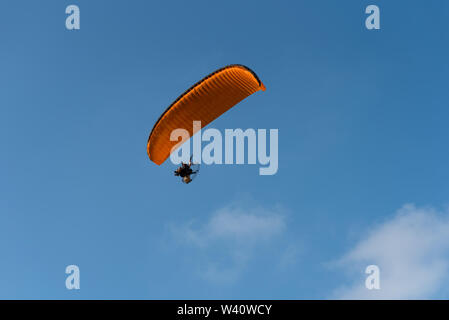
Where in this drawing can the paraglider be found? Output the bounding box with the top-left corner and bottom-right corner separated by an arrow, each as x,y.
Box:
174,156 -> 199,184
146,64 -> 266,183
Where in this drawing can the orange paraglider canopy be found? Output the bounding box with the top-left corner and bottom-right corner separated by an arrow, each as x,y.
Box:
147,64 -> 266,165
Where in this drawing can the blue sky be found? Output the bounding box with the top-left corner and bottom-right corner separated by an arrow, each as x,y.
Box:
1,0 -> 449,299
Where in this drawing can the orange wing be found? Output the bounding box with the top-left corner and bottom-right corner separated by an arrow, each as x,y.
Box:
147,64 -> 266,165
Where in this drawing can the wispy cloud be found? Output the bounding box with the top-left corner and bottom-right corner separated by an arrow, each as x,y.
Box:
169,202 -> 296,284
332,204 -> 449,299
175,205 -> 286,245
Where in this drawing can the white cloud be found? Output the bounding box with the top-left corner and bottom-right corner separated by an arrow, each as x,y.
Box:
332,204 -> 449,299
169,203 -> 289,284
187,206 -> 285,244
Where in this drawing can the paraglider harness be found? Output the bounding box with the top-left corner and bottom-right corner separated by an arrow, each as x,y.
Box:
174,157 -> 198,184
